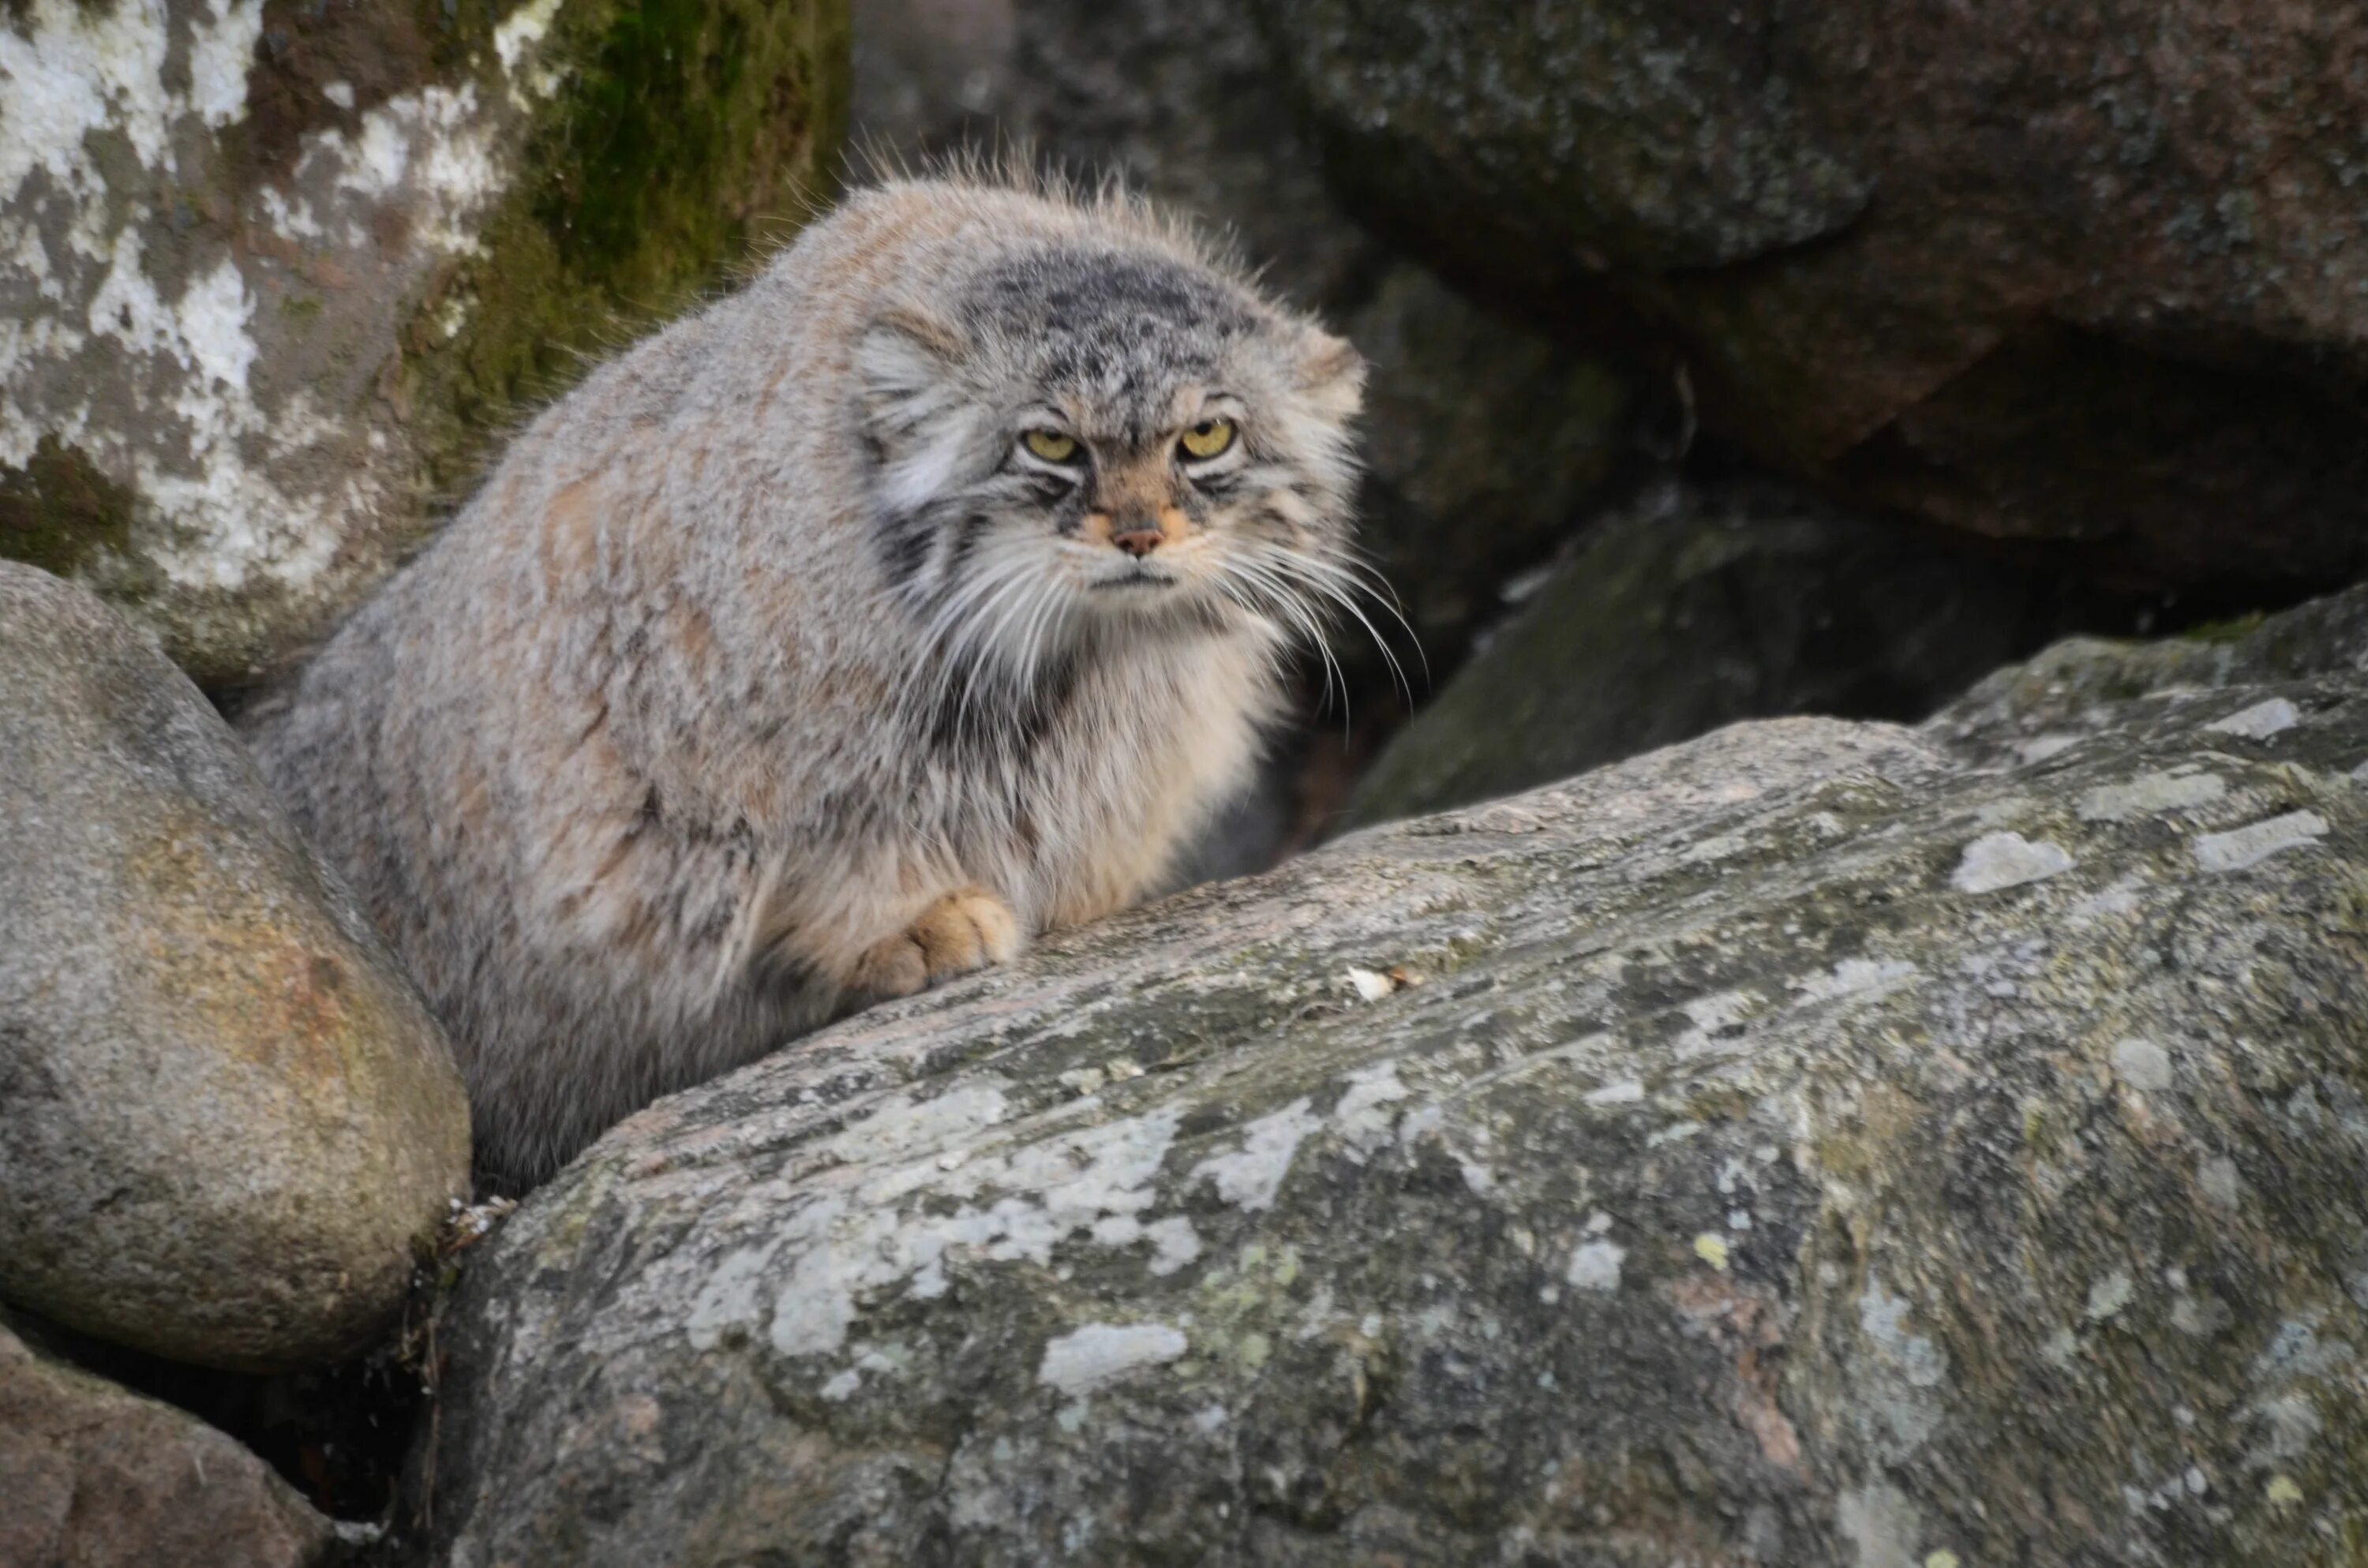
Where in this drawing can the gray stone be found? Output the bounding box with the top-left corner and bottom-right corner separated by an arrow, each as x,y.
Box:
412,623 -> 2368,1563
0,1316 -> 336,1568
0,0 -> 846,685
1253,0 -> 2368,591
1343,478 -> 2113,829
0,563 -> 470,1372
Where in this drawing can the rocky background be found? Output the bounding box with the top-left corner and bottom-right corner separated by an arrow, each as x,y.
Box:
6,0 -> 2368,1562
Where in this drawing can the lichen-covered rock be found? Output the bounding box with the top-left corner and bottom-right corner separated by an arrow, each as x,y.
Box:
1253,0 -> 2368,592
0,0 -> 846,685
851,0 -> 1630,677
0,563 -> 470,1372
416,627 -> 2368,1563
1343,478 -> 2139,829
0,1316 -> 338,1568
1927,580 -> 2368,771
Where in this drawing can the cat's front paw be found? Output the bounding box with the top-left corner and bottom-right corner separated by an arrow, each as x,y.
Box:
849,886 -> 1023,1001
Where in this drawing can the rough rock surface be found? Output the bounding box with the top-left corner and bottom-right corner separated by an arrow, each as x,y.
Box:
0,1315 -> 337,1568
851,0 -> 1632,676
1253,0 -> 2368,592
418,606 -> 2368,1564
0,0 -> 845,684
1343,478 -> 2143,829
0,563 -> 470,1372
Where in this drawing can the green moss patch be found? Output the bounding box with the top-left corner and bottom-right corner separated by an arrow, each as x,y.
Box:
0,436 -> 137,580
399,0 -> 849,503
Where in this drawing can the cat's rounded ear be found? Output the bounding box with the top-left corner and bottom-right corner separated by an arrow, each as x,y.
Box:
856,307 -> 972,432
1294,327 -> 1366,424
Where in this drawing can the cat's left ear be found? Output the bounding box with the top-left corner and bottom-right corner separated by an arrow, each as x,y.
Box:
1294,327 -> 1366,425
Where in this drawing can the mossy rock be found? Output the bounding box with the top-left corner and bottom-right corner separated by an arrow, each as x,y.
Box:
0,0 -> 847,685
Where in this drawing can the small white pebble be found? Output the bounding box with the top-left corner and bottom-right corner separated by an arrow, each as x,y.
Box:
1346,967 -> 1396,1001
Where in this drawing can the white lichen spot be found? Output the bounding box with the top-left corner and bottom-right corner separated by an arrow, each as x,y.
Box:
1585,1079 -> 1647,1106
2198,1154 -> 2243,1209
2077,769 -> 2227,823
2193,811 -> 2328,873
818,1368 -> 861,1401
2110,1038 -> 2175,1094
684,1246 -> 771,1351
1333,1061 -> 1409,1155
2204,698 -> 2299,741
1038,1322 -> 1189,1397
2084,1269 -> 2136,1323
1693,1233 -> 1730,1271
1566,1238 -> 1625,1292
2017,733 -> 2083,765
1793,958 -> 1919,1003
1859,1282 -> 1949,1387
1676,989 -> 1758,1056
1191,1098 -> 1320,1211
1143,1215 -> 1201,1276
1952,832 -> 2076,894
492,0 -> 564,74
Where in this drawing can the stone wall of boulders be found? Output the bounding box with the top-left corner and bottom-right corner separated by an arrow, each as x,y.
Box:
10,0 -> 2368,1563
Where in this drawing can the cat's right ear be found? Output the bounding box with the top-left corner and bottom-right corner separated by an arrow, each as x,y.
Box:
856,308 -> 972,439
856,308 -> 980,522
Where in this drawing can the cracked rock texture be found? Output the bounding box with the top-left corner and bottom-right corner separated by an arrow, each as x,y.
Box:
1253,0 -> 2368,593
0,563 -> 470,1372
0,0 -> 845,685
0,1315 -> 337,1568
415,586 -> 2368,1565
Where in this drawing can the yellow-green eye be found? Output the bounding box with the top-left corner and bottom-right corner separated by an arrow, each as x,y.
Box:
1179,417 -> 1235,460
1023,429 -> 1079,463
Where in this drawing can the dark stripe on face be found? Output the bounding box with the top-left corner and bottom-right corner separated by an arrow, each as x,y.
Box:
879,511 -> 934,586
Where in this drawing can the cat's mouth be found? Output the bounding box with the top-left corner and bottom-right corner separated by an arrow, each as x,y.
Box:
1090,568 -> 1178,592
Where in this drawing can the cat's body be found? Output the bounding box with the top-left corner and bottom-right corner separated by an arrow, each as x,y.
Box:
249,174 -> 1367,1189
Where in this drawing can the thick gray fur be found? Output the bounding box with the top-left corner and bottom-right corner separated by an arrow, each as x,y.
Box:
246,173 -> 1370,1189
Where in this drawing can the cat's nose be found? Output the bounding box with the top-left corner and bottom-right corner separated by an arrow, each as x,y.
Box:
1111,528 -> 1163,557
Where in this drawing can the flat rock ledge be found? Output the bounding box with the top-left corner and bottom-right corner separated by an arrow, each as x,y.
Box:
418,656 -> 2368,1564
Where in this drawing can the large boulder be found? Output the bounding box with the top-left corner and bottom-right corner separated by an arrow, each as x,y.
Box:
0,0 -> 846,685
0,1316 -> 338,1568
414,592 -> 2368,1564
0,563 -> 470,1372
1343,478 -> 2139,829
1252,0 -> 2368,593
851,0 -> 1632,679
